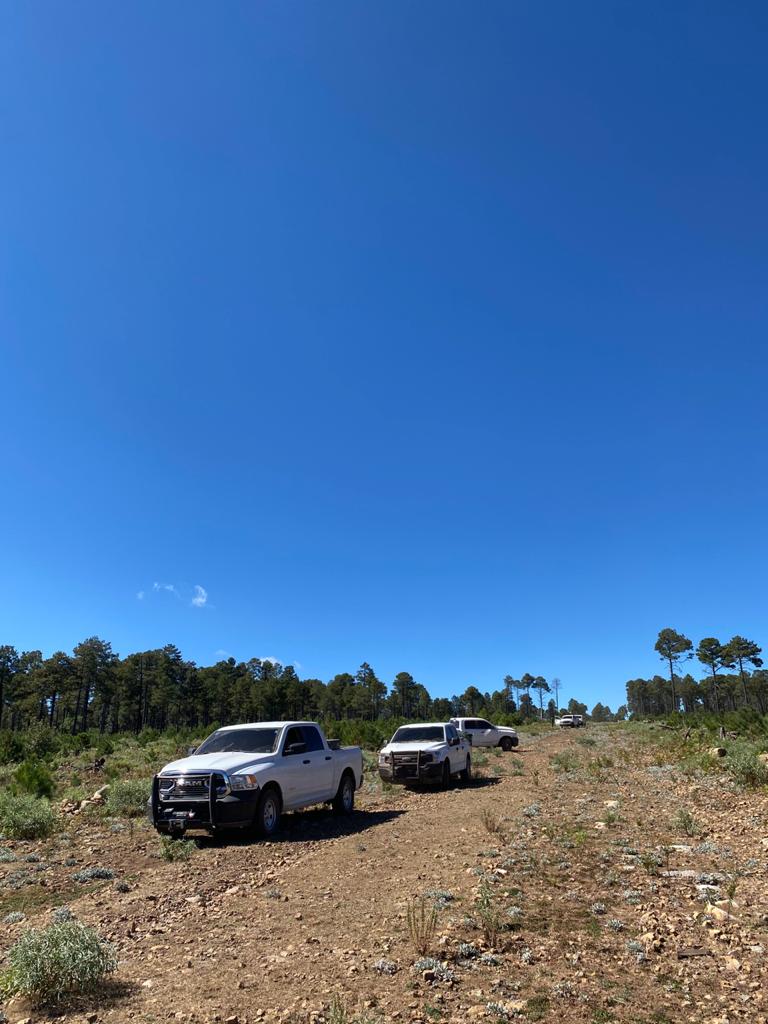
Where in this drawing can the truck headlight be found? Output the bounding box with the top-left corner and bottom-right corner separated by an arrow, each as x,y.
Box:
420,753 -> 433,763
230,774 -> 260,791
379,753 -> 391,764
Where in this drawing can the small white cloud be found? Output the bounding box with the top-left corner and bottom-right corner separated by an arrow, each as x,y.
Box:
153,582 -> 178,596
136,590 -> 145,600
191,585 -> 208,608
261,655 -> 279,665
215,648 -> 231,659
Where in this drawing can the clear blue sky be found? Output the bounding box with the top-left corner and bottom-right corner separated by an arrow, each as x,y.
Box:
2,3 -> 766,710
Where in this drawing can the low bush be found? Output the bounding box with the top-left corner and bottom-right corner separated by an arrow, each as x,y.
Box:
0,731 -> 25,765
159,836 -> 194,862
406,897 -> 437,955
14,760 -> 55,799
0,919 -> 117,1005
106,778 -> 150,817
726,745 -> 768,789
0,792 -> 56,839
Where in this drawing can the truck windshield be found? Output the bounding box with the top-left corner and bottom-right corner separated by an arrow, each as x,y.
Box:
196,728 -> 278,754
391,726 -> 445,743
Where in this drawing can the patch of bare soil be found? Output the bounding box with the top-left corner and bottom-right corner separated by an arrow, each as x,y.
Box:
2,727 -> 767,1024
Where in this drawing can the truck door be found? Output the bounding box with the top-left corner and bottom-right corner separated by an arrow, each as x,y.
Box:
301,725 -> 334,801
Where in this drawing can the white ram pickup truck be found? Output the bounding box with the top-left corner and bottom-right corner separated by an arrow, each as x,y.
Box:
378,722 -> 471,788
149,721 -> 363,838
450,716 -> 519,751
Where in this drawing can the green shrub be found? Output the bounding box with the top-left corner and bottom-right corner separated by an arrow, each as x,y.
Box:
726,746 -> 768,789
0,731 -> 25,764
159,836 -> 194,861
0,920 -> 117,1005
106,778 -> 151,817
14,760 -> 55,799
21,723 -> 60,761
0,792 -> 56,839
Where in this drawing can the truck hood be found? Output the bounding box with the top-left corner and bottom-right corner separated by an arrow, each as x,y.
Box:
159,751 -> 275,776
383,740 -> 446,754
495,726 -> 518,735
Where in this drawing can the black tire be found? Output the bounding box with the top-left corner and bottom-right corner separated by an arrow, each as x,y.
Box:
441,760 -> 451,789
254,786 -> 281,838
332,772 -> 355,815
500,737 -> 513,752
460,755 -> 472,783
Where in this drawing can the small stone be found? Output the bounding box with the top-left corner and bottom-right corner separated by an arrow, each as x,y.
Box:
708,747 -> 727,758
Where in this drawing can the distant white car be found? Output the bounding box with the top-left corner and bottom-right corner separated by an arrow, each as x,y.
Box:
450,717 -> 519,751
555,715 -> 584,728
378,722 -> 471,787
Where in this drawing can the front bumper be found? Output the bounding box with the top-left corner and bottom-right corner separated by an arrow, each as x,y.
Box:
378,753 -> 444,785
148,773 -> 260,833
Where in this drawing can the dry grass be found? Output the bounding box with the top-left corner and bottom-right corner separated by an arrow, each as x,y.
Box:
406,897 -> 438,956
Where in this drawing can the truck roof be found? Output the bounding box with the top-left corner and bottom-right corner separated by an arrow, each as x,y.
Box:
215,721 -> 320,731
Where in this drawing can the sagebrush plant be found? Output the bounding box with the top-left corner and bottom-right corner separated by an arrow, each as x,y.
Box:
0,920 -> 117,1005
674,807 -> 701,838
106,778 -> 151,818
476,881 -> 504,948
481,808 -> 504,837
159,836 -> 194,862
406,897 -> 438,956
0,791 -> 56,839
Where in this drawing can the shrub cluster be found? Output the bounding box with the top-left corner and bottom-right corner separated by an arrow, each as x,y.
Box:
0,792 -> 56,839
0,920 -> 117,1004
106,778 -> 151,818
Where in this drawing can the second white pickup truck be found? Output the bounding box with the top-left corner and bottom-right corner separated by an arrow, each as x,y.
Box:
149,721 -> 363,838
378,722 -> 471,787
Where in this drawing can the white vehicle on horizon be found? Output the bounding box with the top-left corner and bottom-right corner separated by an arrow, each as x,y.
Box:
555,714 -> 585,728
149,721 -> 363,838
378,722 -> 471,788
449,716 -> 519,751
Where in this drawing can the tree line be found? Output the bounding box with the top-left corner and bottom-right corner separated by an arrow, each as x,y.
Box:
0,639 -> 592,734
626,629 -> 766,716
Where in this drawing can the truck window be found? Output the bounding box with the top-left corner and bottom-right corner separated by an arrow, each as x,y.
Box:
196,727 -> 278,754
283,727 -> 304,753
477,720 -> 493,729
391,726 -> 445,743
302,726 -> 324,752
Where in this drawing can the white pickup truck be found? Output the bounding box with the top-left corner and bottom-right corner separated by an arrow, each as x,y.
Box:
555,714 -> 584,728
450,716 -> 519,751
149,721 -> 363,838
378,722 -> 471,787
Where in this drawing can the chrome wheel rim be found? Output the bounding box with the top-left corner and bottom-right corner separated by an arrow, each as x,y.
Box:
263,797 -> 277,832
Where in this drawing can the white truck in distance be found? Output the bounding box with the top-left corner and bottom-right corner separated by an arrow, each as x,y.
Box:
555,714 -> 585,728
378,722 -> 471,787
149,721 -> 363,838
450,716 -> 519,751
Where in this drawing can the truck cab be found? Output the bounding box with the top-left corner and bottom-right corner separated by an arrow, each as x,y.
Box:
450,717 -> 519,751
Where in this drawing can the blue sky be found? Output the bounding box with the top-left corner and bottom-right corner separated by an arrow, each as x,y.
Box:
1,2 -> 766,710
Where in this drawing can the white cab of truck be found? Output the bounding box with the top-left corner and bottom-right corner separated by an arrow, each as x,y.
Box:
378,722 -> 471,787
149,721 -> 363,838
450,717 -> 519,751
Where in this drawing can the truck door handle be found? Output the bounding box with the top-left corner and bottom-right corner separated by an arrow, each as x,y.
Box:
302,759 -> 311,764
325,756 -> 332,760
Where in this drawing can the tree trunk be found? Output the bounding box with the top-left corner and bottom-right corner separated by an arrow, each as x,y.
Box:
668,657 -> 677,712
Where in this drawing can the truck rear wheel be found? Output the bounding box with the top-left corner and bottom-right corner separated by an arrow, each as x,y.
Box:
332,772 -> 355,815
255,786 -> 281,837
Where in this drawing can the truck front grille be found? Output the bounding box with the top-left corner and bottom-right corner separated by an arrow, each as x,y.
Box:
159,773 -> 227,801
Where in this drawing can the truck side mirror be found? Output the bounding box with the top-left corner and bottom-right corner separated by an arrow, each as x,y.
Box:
285,741 -> 307,756
187,746 -> 197,756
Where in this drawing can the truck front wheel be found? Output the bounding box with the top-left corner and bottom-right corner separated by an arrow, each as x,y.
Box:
332,772 -> 355,815
441,760 -> 451,789
499,737 -> 513,752
255,786 -> 281,837
460,755 -> 472,783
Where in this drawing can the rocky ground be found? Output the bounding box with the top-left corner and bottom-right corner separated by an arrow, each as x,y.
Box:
1,725 -> 767,1024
